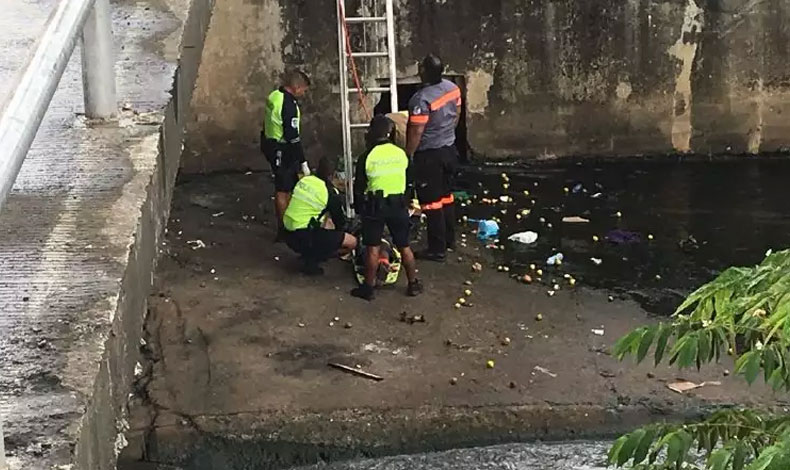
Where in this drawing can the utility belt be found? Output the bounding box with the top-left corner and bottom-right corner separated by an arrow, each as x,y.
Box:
359,191 -> 406,216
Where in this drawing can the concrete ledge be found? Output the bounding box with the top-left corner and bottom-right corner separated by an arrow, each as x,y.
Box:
0,0 -> 213,468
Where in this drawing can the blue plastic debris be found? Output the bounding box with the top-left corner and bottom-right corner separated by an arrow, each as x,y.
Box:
474,219 -> 500,240
547,253 -> 565,265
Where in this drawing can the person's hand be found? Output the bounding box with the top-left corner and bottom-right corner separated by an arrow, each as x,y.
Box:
300,161 -> 311,177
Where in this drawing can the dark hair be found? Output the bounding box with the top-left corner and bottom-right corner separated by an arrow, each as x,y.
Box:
366,115 -> 395,147
421,54 -> 444,85
317,156 -> 336,180
283,69 -> 311,88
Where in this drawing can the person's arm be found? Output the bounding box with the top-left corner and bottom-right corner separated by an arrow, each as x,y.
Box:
281,94 -> 306,164
406,95 -> 430,157
353,151 -> 369,212
326,184 -> 347,230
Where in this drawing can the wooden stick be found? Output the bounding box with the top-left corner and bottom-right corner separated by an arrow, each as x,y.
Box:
328,362 -> 384,381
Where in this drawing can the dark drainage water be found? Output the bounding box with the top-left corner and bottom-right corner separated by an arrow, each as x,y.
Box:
454,158 -> 790,315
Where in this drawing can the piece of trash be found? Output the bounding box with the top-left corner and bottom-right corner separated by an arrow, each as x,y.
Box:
591,328 -> 605,336
547,290 -> 556,297
562,216 -> 590,224
547,253 -> 564,266
501,337 -> 511,346
572,183 -> 584,194
667,380 -> 721,394
187,240 -> 206,250
245,171 -> 253,175
591,258 -> 603,266
591,192 -> 603,199
679,235 -> 699,252
508,231 -> 538,244
452,190 -> 471,202
499,195 -> 512,203
212,211 -> 225,217
606,229 -> 641,245
400,312 -> 426,324
274,256 -> 280,261
328,362 -> 383,381
475,219 -> 500,240
298,322 -> 305,328
472,262 -> 483,272
534,366 -> 557,378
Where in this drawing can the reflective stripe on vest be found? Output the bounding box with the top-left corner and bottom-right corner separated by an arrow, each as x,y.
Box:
365,143 -> 408,197
263,89 -> 301,144
283,176 -> 328,231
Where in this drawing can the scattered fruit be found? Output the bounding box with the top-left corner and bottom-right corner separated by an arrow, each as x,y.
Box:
616,211 -> 623,218
522,274 -> 533,284
464,289 -> 472,296
486,360 -> 496,369
454,303 -> 462,309
503,266 -> 510,272
458,298 -> 467,305
502,337 -> 511,346
592,235 -> 600,242
530,264 -> 536,270
450,377 -> 459,385
569,278 -> 577,286
536,269 -> 543,276
648,234 -> 655,240
536,313 -> 544,321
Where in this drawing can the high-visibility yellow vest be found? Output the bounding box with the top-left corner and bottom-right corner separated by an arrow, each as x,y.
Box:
283,176 -> 327,231
263,89 -> 301,143
365,143 -> 408,197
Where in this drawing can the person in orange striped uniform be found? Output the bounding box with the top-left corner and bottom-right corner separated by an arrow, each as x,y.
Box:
405,54 -> 461,262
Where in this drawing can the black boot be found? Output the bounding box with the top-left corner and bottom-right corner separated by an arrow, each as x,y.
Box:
407,279 -> 424,297
351,283 -> 375,301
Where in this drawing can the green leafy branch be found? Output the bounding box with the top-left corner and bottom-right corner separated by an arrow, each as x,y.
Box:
609,410 -> 790,469
613,250 -> 790,390
609,250 -> 790,469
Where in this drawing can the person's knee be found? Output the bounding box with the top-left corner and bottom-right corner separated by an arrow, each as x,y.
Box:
342,233 -> 358,250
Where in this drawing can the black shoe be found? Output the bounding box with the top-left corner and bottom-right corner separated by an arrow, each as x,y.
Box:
407,279 -> 424,297
416,250 -> 446,262
301,262 -> 324,276
447,241 -> 457,252
351,283 -> 375,301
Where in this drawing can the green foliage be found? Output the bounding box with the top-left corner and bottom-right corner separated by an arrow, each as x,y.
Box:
613,250 -> 790,391
610,250 -> 790,469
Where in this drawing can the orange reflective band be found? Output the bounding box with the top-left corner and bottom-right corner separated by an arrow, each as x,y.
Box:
430,87 -> 461,111
440,194 -> 455,205
409,115 -> 429,124
421,200 -> 444,211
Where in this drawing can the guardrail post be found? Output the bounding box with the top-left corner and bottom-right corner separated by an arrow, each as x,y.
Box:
81,0 -> 116,118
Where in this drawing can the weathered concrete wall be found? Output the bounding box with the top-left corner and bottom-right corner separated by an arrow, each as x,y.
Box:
183,0 -> 790,173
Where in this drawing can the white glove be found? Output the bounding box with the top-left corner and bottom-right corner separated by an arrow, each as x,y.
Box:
301,161 -> 311,176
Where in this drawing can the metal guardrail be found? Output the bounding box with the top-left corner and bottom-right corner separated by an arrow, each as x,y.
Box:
0,0 -> 116,213
0,0 -> 117,467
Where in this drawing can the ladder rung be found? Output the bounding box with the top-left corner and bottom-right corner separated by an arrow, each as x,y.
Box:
348,87 -> 390,93
345,16 -> 387,23
350,123 -> 370,129
350,51 -> 389,58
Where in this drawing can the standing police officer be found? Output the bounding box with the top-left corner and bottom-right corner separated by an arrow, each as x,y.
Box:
262,70 -> 312,242
406,55 -> 461,262
351,116 -> 423,301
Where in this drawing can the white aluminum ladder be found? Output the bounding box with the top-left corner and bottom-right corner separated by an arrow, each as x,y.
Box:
336,0 -> 399,215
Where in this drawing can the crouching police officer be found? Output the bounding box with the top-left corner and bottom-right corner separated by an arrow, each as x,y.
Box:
351,115 -> 423,301
283,157 -> 357,276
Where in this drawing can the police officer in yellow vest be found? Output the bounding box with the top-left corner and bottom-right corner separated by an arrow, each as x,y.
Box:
351,116 -> 423,301
283,157 -> 358,276
262,70 -> 312,242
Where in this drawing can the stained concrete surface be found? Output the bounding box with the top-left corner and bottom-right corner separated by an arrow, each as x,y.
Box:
183,0 -> 790,173
123,168 -> 785,470
0,0 -> 213,468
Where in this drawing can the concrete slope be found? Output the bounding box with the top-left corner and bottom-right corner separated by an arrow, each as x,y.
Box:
0,0 -> 213,468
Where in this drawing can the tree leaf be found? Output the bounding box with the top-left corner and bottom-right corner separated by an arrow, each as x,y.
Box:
733,442 -> 749,470
633,428 -> 656,465
735,351 -> 762,385
637,326 -> 657,364
608,435 -> 628,466
709,448 -> 732,470
748,446 -> 778,470
655,323 -> 672,366
614,330 -> 643,361
666,433 -> 683,468
679,333 -> 699,369
618,428 -> 646,466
